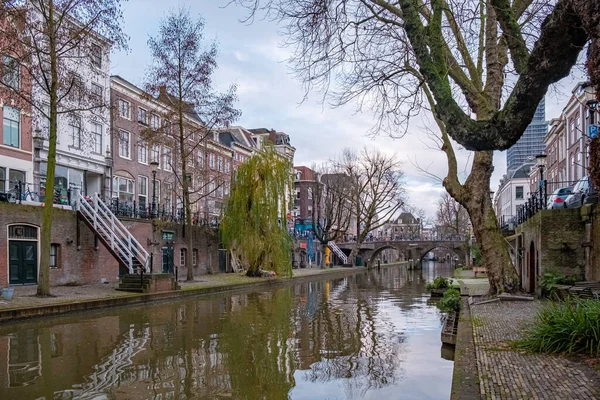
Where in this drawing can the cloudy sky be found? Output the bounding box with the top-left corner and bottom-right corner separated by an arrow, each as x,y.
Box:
111,1 -> 583,219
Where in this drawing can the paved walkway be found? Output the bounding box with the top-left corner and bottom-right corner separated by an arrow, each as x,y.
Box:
470,300 -> 600,399
0,265 -> 366,311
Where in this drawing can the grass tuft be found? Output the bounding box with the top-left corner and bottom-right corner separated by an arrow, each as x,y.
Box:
517,299 -> 600,356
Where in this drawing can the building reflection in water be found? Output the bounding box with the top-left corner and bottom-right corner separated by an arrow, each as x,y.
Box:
0,264 -> 454,400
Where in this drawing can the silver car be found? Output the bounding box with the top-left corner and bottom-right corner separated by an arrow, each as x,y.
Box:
548,187 -> 572,209
565,176 -> 598,208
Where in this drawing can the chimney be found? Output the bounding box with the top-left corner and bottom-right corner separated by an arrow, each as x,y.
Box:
225,120 -> 230,128
159,85 -> 167,97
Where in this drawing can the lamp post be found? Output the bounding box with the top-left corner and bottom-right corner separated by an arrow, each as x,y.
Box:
535,154 -> 547,208
150,160 -> 159,217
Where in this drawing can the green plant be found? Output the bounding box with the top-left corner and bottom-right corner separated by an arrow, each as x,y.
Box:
428,276 -> 451,290
439,288 -> 461,313
517,299 -> 600,356
539,272 -> 579,298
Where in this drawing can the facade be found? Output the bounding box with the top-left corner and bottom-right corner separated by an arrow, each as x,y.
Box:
494,164 -> 532,227
33,32 -> 113,203
544,116 -> 568,186
0,53 -> 33,195
293,166 -> 317,233
563,83 -> 594,185
506,98 -> 548,176
383,212 -> 421,240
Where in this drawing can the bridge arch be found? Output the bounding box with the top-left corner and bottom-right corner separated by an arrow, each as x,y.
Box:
418,245 -> 465,265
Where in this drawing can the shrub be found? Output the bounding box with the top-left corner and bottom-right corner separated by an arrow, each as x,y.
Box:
439,288 -> 461,313
517,299 -> 600,356
539,272 -> 579,298
427,276 -> 450,290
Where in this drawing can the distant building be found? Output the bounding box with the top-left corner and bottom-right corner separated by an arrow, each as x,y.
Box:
506,98 -> 548,176
494,164 -> 532,228
293,166 -> 317,233
383,212 -> 421,240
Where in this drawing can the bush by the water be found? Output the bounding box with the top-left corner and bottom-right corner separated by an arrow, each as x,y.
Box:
518,299 -> 600,356
426,276 -> 451,290
439,288 -> 461,313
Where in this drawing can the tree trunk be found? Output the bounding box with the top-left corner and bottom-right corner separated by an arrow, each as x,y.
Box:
320,242 -> 328,267
457,151 -> 520,295
37,7 -> 58,297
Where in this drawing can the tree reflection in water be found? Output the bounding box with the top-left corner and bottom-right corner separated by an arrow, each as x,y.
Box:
0,264 -> 454,400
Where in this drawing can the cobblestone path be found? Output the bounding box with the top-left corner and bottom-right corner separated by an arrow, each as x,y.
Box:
471,301 -> 600,400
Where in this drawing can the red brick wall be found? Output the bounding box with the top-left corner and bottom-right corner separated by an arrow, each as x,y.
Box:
0,202 -> 220,288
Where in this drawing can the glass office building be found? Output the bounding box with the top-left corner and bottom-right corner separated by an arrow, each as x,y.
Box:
506,98 -> 548,176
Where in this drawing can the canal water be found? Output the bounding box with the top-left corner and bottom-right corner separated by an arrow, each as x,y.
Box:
0,262 -> 455,400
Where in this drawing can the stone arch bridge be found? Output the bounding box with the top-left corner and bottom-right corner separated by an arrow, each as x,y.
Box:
336,240 -> 466,266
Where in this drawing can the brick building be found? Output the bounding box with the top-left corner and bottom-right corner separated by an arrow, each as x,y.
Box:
293,166 -> 317,233
0,52 -> 33,195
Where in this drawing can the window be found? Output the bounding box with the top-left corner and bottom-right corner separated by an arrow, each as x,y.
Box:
91,83 -> 102,104
119,130 -> 130,159
151,144 -> 160,165
138,107 -> 148,125
224,182 -> 230,196
515,186 -> 524,200
577,152 -> 581,163
209,181 -> 215,194
163,146 -> 172,171
225,160 -> 230,173
209,153 -> 215,169
2,55 -> 19,90
0,167 -> 4,192
112,176 -> 134,202
150,114 -> 160,129
163,119 -> 172,135
217,185 -> 223,198
197,151 -> 204,167
163,183 -> 172,212
118,99 -> 130,119
50,244 -> 60,269
138,140 -> 148,164
217,156 -> 223,172
138,176 -> 148,209
91,122 -> 102,154
3,106 -> 20,148
90,44 -> 102,68
180,248 -> 187,267
192,249 -> 197,266
69,115 -> 81,148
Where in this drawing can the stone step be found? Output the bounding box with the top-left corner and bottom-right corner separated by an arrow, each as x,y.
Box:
115,287 -> 145,293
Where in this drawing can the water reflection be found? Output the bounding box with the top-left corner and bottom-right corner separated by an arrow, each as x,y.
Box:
0,263 -> 454,400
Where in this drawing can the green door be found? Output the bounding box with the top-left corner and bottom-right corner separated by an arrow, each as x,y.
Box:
162,247 -> 174,274
9,241 -> 38,285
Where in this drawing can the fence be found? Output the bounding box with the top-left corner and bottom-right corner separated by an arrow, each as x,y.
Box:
0,179 -> 221,227
513,180 -> 575,226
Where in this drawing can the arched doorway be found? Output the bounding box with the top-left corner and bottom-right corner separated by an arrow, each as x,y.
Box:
528,241 -> 536,293
7,224 -> 39,285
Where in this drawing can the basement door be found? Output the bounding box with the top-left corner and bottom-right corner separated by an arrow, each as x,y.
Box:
9,241 -> 38,285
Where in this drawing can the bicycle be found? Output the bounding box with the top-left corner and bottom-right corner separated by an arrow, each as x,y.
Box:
7,182 -> 39,203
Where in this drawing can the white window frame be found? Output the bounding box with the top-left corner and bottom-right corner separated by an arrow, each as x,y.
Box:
151,144 -> 161,167
217,156 -> 223,172
150,113 -> 160,130
69,115 -> 81,149
180,248 -> 187,267
91,122 -> 102,154
3,105 -> 20,148
138,139 -> 148,164
192,249 -> 197,266
119,130 -> 131,159
90,43 -> 102,68
2,55 -> 20,90
138,107 -> 148,125
225,160 -> 230,173
118,99 -> 130,120
138,175 -> 148,209
163,146 -> 172,171
209,153 -> 215,169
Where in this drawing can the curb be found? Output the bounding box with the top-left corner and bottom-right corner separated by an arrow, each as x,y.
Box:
450,297 -> 480,400
0,263 -> 406,324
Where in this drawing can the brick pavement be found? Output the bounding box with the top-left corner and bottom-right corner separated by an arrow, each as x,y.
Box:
470,301 -> 600,399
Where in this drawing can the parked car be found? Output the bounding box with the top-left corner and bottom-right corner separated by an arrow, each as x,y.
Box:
565,176 -> 599,208
547,187 -> 572,209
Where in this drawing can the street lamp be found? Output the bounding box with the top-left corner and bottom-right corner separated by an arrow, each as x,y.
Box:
535,154 -> 547,208
150,160 -> 159,217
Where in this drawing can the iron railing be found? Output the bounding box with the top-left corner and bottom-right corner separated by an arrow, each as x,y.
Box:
0,179 -> 81,205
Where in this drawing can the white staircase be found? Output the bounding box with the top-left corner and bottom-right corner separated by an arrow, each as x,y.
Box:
328,241 -> 348,265
76,193 -> 150,274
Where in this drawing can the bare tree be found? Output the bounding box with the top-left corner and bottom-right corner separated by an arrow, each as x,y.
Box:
310,163 -> 353,266
339,148 -> 405,264
0,0 -> 127,296
144,8 -> 240,281
435,192 -> 470,240
229,0 -> 600,294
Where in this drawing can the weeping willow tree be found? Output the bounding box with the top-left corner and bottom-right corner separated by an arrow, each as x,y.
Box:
221,146 -> 293,277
